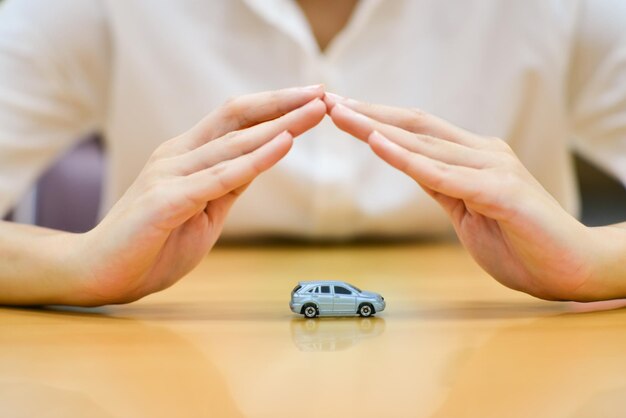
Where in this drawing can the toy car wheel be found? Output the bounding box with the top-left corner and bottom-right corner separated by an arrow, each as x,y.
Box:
303,304 -> 318,318
358,304 -> 374,317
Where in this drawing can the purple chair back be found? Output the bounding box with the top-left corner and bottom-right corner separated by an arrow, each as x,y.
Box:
35,135 -> 104,233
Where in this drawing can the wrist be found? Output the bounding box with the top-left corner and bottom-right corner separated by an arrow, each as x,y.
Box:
61,226 -> 118,306
41,230 -> 103,306
0,221 -> 101,306
572,225 -> 626,301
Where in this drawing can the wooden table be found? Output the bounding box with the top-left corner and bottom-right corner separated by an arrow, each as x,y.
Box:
2,242 -> 626,418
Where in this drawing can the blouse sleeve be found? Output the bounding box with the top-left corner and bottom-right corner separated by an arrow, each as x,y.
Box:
0,0 -> 109,216
568,0 -> 626,185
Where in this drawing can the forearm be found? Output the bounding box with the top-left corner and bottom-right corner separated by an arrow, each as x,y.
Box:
610,221 -> 626,230
0,220 -> 90,306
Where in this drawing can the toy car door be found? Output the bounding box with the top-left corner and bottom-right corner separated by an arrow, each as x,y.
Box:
333,285 -> 357,313
316,285 -> 333,313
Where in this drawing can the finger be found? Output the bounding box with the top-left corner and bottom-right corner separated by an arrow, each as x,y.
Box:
418,183 -> 466,221
172,98 -> 325,175
183,85 -> 325,149
368,130 -> 482,202
331,103 -> 489,168
182,131 -> 294,203
203,183 -> 250,227
326,92 -> 485,147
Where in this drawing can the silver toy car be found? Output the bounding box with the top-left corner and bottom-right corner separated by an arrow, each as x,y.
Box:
290,281 -> 385,318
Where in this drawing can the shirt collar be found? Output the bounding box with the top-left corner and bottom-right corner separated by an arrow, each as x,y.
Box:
240,0 -> 385,59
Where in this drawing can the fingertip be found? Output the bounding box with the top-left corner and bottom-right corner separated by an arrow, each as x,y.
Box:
297,97 -> 327,121
256,130 -> 294,168
368,130 -> 386,144
301,97 -> 326,112
296,84 -> 325,98
329,102 -> 347,120
368,130 -> 390,154
329,103 -> 373,141
331,102 -> 364,118
367,131 -> 406,167
272,130 -> 294,157
310,97 -> 327,111
306,97 -> 328,123
322,93 -> 335,112
322,96 -> 334,114
323,92 -> 345,112
275,129 -> 294,143
278,98 -> 326,138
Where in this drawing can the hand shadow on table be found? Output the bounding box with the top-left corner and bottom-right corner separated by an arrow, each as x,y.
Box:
389,298 -> 626,321
0,306 -> 245,418
75,300 -> 301,322
19,296 -> 626,323
427,302 -> 626,418
290,316 -> 386,351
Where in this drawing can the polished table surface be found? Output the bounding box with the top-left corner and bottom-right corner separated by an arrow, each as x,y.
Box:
2,242 -> 626,418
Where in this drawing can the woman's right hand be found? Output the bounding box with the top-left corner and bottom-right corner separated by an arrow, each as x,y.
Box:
72,86 -> 326,305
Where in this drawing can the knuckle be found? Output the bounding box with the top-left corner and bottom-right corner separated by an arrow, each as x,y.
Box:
268,90 -> 280,103
222,97 -> 249,127
427,160 -> 452,188
267,91 -> 286,113
213,172 -> 233,194
210,162 -> 228,177
487,136 -> 513,153
250,157 -> 266,175
418,134 -> 436,147
142,178 -> 191,217
208,162 -> 234,192
143,180 -> 168,202
489,141 -> 523,169
227,141 -> 246,160
145,158 -> 173,179
410,107 -> 429,118
218,132 -> 246,156
495,169 -> 523,194
222,96 -> 239,110
149,136 -> 190,163
219,130 -> 239,144
149,139 -> 173,161
362,100 -> 376,110
407,108 -> 430,132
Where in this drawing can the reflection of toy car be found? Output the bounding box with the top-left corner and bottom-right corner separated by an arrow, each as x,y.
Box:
290,281 -> 386,318
290,318 -> 386,351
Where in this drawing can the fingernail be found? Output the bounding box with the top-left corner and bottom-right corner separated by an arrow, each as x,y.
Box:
300,84 -> 324,91
369,130 -> 392,146
324,92 -> 345,111
334,102 -> 352,114
325,92 -> 345,102
306,97 -> 323,105
335,102 -> 367,119
277,130 -> 293,140
369,130 -> 383,141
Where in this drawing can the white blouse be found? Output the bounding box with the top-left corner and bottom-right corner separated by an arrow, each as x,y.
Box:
1,0 -> 626,239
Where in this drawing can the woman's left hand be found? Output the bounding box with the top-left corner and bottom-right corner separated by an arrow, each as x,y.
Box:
325,93 -> 608,301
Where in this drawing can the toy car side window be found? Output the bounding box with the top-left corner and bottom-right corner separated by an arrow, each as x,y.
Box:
307,286 -> 318,293
320,286 -> 330,294
334,286 -> 352,295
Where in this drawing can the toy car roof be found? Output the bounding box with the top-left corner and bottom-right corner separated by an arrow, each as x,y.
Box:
298,280 -> 354,286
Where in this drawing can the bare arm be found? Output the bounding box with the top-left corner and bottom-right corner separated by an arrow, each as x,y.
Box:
0,221 -> 88,305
